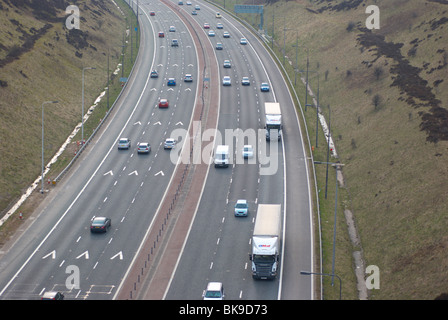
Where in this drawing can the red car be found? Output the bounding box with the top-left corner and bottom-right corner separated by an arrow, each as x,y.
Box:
159,99 -> 169,108
158,31 -> 164,38
150,11 -> 155,16
203,23 -> 210,29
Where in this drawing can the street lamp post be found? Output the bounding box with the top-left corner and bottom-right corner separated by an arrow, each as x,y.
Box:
305,49 -> 309,111
82,67 -> 95,144
300,271 -> 342,300
291,30 -> 299,86
314,161 -> 344,286
41,100 -> 58,194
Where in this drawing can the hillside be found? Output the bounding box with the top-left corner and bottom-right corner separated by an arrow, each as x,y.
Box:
0,0 -> 128,237
267,0 -> 448,299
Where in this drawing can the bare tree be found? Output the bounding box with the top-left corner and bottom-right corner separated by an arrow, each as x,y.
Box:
372,94 -> 382,111
374,66 -> 383,80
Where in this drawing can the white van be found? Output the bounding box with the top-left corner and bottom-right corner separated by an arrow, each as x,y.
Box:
214,145 -> 229,167
202,282 -> 225,300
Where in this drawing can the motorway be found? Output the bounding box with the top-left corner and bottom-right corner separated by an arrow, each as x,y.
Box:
0,0 -> 313,300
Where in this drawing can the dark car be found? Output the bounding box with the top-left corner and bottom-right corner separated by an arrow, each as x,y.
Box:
90,217 -> 111,233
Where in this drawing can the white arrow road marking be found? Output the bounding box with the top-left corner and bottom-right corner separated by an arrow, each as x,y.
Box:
103,170 -> 113,176
155,171 -> 165,176
176,121 -> 183,126
110,251 -> 123,260
128,170 -> 138,176
42,250 -> 56,260
76,251 -> 89,260
185,88 -> 191,91
153,121 -> 161,125
134,121 -> 142,125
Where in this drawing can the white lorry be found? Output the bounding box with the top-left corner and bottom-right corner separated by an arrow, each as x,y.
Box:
264,102 -> 282,141
249,204 -> 281,280
214,145 -> 229,167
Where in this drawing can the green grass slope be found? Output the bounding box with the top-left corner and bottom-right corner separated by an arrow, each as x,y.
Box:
0,0 -> 129,235
284,0 -> 448,299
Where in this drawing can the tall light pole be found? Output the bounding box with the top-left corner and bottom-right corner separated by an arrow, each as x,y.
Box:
314,161 -> 344,286
300,271 -> 342,300
41,100 -> 58,194
82,67 -> 95,144
305,49 -> 309,111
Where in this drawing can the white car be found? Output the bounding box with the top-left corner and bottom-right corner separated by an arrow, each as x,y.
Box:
223,31 -> 230,38
208,30 -> 215,37
118,138 -> 131,149
240,37 -> 247,45
242,145 -> 254,158
234,199 -> 249,217
223,76 -> 231,86
260,82 -> 270,92
202,282 -> 224,300
169,25 -> 176,32
241,76 -> 250,86
164,138 -> 176,149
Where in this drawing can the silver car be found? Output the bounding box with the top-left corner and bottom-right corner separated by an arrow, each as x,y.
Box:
164,138 -> 176,149
137,142 -> 151,154
118,138 -> 131,149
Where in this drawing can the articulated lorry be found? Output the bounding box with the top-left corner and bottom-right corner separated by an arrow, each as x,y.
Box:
249,204 -> 281,280
264,102 -> 282,141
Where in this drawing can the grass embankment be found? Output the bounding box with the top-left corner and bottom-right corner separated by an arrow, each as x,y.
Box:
0,0 -> 139,245
216,0 -> 448,299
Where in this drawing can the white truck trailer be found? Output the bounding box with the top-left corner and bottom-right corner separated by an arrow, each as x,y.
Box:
265,102 -> 282,141
249,204 -> 281,279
